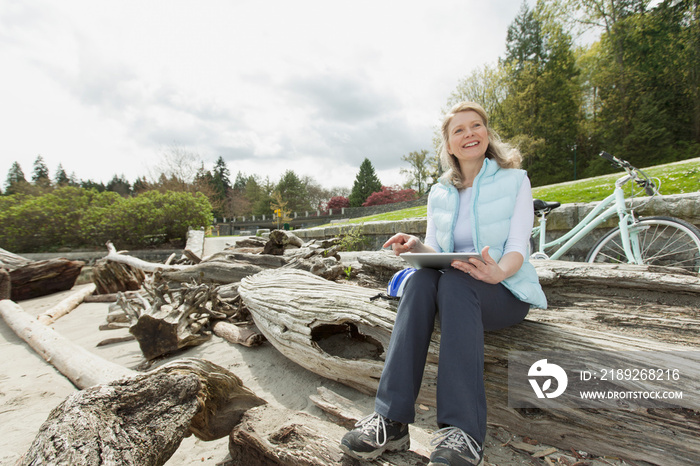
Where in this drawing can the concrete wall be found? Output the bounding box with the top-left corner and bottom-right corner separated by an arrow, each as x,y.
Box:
294,192 -> 700,261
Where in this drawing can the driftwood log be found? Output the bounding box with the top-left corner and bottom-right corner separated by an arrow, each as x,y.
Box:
0,247 -> 33,270
262,229 -> 303,255
0,299 -> 135,388
228,404 -> 427,466
213,321 -> 265,347
19,358 -> 266,466
92,259 -> 146,294
238,264 -> 700,466
102,241 -> 187,273
8,258 -> 85,301
124,281 -> 218,360
36,283 -> 97,325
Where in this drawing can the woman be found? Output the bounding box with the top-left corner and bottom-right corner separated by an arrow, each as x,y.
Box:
340,102 -> 547,466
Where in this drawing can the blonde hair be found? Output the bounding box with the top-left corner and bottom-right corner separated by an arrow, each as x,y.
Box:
439,101 -> 521,188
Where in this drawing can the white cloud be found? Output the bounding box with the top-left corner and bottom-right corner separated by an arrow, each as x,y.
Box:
1,0 -> 534,190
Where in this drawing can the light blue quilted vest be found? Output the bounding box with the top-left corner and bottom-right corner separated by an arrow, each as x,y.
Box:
429,158 -> 547,309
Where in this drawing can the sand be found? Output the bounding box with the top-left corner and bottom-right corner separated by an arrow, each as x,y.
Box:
0,282 -> 631,465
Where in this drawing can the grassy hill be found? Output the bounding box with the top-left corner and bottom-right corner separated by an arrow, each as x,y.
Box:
335,157 -> 700,225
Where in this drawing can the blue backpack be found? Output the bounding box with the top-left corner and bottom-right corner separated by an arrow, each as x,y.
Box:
386,267 -> 417,298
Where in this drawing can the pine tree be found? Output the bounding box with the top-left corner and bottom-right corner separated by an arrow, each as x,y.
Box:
106,174 -> 132,197
348,158 -> 382,207
32,155 -> 51,188
4,161 -> 27,195
210,157 -> 231,219
54,164 -> 70,186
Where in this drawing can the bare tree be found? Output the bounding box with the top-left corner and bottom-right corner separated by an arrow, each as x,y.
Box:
149,144 -> 203,191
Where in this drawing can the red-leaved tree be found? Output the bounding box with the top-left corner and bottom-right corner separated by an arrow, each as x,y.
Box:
362,186 -> 418,207
327,196 -> 350,210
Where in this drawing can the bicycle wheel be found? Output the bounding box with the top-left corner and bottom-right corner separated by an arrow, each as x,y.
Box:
586,216 -> 700,273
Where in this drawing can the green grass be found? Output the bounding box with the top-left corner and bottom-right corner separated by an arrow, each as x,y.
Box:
531,157 -> 700,204
329,157 -> 700,226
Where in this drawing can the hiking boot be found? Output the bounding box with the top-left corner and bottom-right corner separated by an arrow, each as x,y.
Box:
340,412 -> 410,460
428,426 -> 483,465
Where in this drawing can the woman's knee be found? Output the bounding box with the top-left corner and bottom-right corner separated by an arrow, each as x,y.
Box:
395,268 -> 441,318
402,268 -> 441,296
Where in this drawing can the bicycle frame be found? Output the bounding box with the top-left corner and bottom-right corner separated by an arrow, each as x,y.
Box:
533,174 -> 638,262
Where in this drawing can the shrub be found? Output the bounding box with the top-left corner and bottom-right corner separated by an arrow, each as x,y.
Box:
0,188 -> 213,253
362,186 -> 418,207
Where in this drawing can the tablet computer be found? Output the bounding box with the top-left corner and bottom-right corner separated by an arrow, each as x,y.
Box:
399,252 -> 483,270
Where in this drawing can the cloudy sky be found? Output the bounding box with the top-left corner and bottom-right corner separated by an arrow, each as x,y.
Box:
1,0 -> 538,191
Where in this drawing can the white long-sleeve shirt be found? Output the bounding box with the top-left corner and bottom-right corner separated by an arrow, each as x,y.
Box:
424,176 -> 534,258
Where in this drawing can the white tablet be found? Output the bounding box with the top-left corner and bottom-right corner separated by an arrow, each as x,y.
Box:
399,252 -> 484,269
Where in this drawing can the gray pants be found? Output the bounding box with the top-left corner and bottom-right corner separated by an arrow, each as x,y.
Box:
374,267 -> 529,444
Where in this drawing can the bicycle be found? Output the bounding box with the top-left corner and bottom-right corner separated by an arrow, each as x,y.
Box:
530,151 -> 700,273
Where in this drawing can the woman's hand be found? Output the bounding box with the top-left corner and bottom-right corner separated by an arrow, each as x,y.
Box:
383,233 -> 425,256
451,246 -> 516,284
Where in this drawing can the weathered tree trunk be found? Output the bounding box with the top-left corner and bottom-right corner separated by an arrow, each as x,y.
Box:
20,370 -> 201,466
228,404 -> 427,465
238,265 -> 700,466
262,229 -> 303,255
19,358 -> 266,466
8,258 -> 84,301
0,247 -> 33,270
36,283 -> 96,325
102,241 -> 186,273
213,321 -> 265,347
92,258 -> 146,294
183,228 -> 205,262
0,299 -> 135,388
126,283 -> 217,360
161,259 -> 266,285
155,358 -> 267,441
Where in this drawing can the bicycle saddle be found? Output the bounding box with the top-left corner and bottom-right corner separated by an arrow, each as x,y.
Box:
533,199 -> 561,214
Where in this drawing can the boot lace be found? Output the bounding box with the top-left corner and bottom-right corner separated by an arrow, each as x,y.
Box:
355,412 -> 389,447
431,426 -> 481,459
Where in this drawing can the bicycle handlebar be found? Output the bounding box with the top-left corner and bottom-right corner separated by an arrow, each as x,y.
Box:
600,151 -> 617,164
599,151 -> 657,196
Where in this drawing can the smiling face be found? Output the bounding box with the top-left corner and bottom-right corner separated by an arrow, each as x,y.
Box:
446,110 -> 489,166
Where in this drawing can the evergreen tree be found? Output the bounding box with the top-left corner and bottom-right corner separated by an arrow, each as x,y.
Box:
348,158 -> 382,207
504,2 -> 545,75
81,179 -> 106,192
499,3 -> 582,185
233,171 -> 248,192
4,161 -> 27,195
211,157 -> 231,197
106,174 -> 132,197
32,155 -> 51,188
54,164 -> 70,186
276,170 -> 311,212
210,156 -> 231,219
